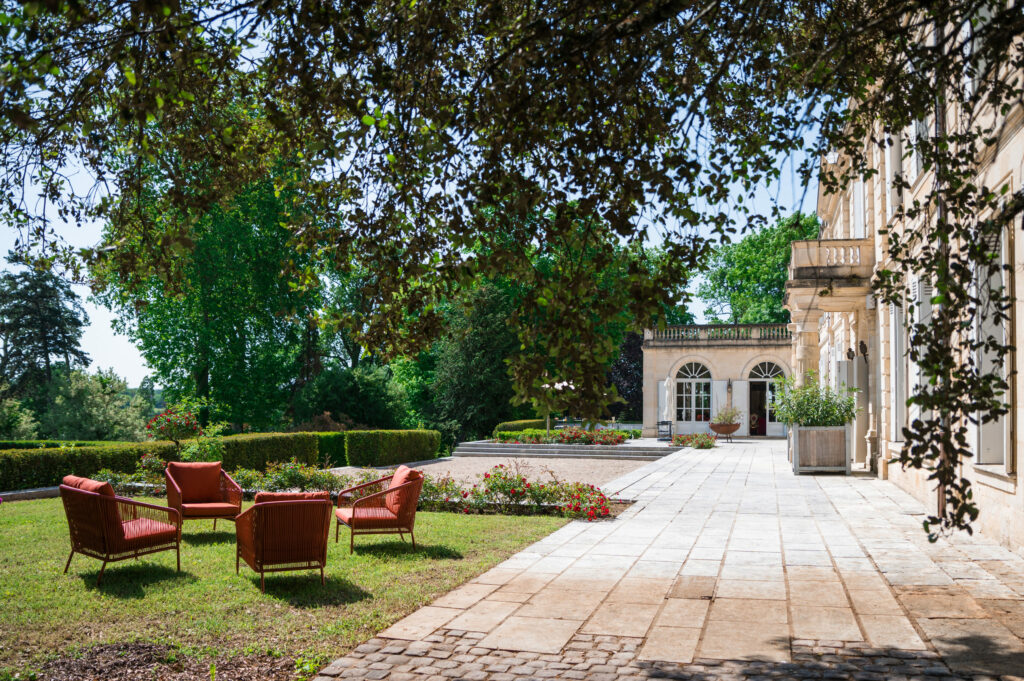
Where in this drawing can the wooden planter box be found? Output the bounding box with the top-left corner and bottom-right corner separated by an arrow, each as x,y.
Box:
791,425 -> 850,474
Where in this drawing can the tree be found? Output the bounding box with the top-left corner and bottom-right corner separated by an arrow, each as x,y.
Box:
37,369 -> 150,441
0,267 -> 90,408
432,284 -> 532,445
3,1 -> 1023,534
607,333 -> 644,422
0,393 -> 38,440
698,214 -> 821,324
95,181 -> 321,430
292,364 -> 409,430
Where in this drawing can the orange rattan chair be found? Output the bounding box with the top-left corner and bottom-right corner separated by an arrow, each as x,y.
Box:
335,465 -> 424,553
165,461 -> 242,530
235,491 -> 333,592
60,475 -> 181,586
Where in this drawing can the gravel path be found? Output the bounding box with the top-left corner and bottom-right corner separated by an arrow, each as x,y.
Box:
331,456 -> 650,488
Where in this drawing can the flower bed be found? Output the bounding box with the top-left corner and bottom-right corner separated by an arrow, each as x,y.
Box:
672,433 -> 717,449
493,427 -> 632,446
96,457 -> 621,522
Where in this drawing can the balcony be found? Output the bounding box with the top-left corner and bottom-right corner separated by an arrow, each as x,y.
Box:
788,238 -> 874,281
644,323 -> 792,347
785,238 -> 874,314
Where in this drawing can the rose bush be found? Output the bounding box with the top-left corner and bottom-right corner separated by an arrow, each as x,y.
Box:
672,433 -> 717,449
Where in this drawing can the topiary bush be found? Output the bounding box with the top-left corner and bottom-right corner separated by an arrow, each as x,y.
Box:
491,419 -> 545,437
344,430 -> 441,467
309,432 -> 347,468
220,433 -> 318,470
0,441 -> 176,491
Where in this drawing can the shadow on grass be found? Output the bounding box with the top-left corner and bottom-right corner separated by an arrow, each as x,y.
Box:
250,573 -> 372,607
181,530 -> 236,546
74,563 -> 196,597
349,541 -> 463,560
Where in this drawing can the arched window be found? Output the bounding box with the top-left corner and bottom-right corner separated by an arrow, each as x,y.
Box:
749,362 -> 783,379
676,362 -> 712,422
749,362 -> 784,423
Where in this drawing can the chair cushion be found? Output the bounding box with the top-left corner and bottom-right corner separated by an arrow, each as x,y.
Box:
254,491 -> 331,503
336,506 -> 399,529
62,475 -> 115,497
121,518 -> 178,549
386,465 -> 423,515
181,502 -> 239,518
168,462 -> 222,503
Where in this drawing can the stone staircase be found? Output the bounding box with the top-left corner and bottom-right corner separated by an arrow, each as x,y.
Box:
451,440 -> 675,461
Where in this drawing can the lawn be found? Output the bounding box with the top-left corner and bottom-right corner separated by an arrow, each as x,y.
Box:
0,497 -> 567,678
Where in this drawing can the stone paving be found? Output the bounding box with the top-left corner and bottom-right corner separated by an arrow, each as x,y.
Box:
316,440 -> 1024,680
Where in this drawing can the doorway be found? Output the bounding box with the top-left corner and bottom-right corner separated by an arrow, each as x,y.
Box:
749,383 -> 767,435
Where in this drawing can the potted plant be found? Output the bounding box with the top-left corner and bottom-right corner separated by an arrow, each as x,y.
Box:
709,406 -> 742,441
773,373 -> 858,474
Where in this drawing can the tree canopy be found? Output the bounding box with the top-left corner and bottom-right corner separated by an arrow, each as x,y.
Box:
2,0 -> 1023,534
699,213 -> 820,324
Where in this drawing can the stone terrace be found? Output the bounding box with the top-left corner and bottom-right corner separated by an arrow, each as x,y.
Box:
316,441 -> 1024,680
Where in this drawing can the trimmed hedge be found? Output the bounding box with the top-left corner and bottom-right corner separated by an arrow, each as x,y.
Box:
491,419 -> 546,436
0,440 -> 114,449
345,430 -> 441,467
219,433 -> 318,470
309,432 -> 347,468
0,441 -> 175,492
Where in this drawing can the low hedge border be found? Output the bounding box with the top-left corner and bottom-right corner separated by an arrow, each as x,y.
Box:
491,419 -> 546,436
345,430 -> 441,467
0,429 -> 439,492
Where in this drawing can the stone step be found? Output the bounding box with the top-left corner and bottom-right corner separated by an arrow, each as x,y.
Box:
452,440 -> 675,460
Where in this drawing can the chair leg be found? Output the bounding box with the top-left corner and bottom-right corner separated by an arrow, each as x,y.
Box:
213,518 -> 217,531
236,550 -> 239,575
260,572 -> 265,593
399,531 -> 406,542
411,530 -> 416,550
320,567 -> 325,586
335,520 -> 339,543
97,560 -> 107,587
350,529 -> 355,554
64,550 -> 74,574
177,544 -> 181,572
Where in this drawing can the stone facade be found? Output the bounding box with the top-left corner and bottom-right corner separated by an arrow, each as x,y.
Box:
641,325 -> 792,438
784,103 -> 1024,553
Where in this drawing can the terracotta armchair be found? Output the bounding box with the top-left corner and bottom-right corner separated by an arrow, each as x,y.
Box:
235,491 -> 332,592
165,461 -> 242,529
60,475 -> 181,586
335,465 -> 424,553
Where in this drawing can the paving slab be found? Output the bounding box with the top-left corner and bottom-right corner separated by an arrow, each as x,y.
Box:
322,440 -> 1024,680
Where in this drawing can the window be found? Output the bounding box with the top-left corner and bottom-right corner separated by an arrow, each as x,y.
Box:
749,362 -> 784,422
885,134 -> 903,219
676,362 -> 712,422
976,227 -> 1009,466
889,301 -> 908,442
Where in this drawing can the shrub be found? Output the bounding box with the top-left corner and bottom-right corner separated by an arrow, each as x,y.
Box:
418,464 -> 613,521
711,406 -> 743,425
772,374 -> 858,427
226,460 -> 348,494
0,440 -> 111,449
146,407 -> 203,447
310,432 -> 347,468
345,430 -> 440,467
491,419 -> 545,436
0,441 -> 175,491
493,428 -> 629,445
220,433 -> 318,470
672,433 -> 717,449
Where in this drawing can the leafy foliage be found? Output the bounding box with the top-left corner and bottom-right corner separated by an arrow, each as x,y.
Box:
494,428 -> 631,446
3,1 -> 1023,535
38,370 -> 150,441
698,213 -> 820,323
293,365 -> 409,430
710,406 -> 743,425
606,332 -> 643,422
0,267 -> 89,408
0,395 -> 37,440
672,433 -> 717,449
772,375 -> 858,428
146,407 -> 203,447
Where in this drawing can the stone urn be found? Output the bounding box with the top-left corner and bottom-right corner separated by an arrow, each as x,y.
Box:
709,423 -> 740,441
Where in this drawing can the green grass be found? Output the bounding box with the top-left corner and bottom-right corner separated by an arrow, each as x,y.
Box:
0,497 -> 567,672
